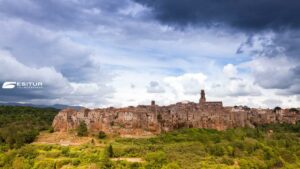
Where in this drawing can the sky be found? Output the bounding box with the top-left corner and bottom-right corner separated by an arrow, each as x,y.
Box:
0,0 -> 300,108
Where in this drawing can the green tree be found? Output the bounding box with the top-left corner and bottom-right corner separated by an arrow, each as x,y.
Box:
98,131 -> 106,139
107,144 -> 114,158
77,121 -> 88,136
289,108 -> 299,113
48,127 -> 54,133
273,106 -> 281,112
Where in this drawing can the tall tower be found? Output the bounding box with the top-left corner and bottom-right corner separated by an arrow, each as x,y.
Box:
199,89 -> 206,105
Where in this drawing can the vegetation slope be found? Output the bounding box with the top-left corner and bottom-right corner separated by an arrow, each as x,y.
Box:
0,106 -> 300,169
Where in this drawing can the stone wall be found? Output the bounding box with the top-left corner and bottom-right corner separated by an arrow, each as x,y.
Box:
52,102 -> 300,136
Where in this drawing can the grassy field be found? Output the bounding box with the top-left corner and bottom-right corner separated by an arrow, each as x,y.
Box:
0,106 -> 300,169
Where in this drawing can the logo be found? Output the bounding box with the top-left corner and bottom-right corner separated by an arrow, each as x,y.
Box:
2,81 -> 16,89
2,81 -> 43,89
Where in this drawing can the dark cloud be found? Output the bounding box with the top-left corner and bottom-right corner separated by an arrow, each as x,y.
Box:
134,0 -> 300,31
240,31 -> 300,60
132,0 -> 300,94
272,30 -> 300,60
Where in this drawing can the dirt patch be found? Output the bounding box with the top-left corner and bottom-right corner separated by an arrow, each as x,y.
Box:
33,131 -> 103,146
121,134 -> 155,138
111,158 -> 145,163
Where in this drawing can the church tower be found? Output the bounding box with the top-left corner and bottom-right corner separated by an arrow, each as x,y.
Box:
199,89 -> 206,105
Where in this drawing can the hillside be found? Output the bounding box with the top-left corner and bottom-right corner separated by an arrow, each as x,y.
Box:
0,106 -> 300,169
0,106 -> 59,148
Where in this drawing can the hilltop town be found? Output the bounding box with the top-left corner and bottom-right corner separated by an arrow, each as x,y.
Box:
52,90 -> 300,136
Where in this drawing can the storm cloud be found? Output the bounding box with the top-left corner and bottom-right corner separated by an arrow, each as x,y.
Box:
0,0 -> 300,108
134,0 -> 300,31
132,0 -> 300,93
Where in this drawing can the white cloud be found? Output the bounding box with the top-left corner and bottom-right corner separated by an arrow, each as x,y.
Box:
118,1 -> 149,17
0,50 -> 71,93
223,64 -> 237,78
0,50 -> 114,107
147,81 -> 165,93
263,99 -> 282,108
164,73 -> 206,96
242,56 -> 296,89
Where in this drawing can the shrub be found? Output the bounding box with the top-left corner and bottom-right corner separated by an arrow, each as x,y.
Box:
98,131 -> 107,139
61,147 -> 70,156
72,159 -> 80,166
209,144 -> 225,156
34,160 -> 55,169
77,121 -> 88,136
221,156 -> 234,165
239,159 -> 256,169
48,127 -> 54,133
45,150 -> 61,158
91,138 -> 95,145
129,162 -> 141,169
55,159 -> 71,168
12,157 -> 32,169
18,145 -> 38,159
106,144 -> 114,158
162,162 -> 180,169
145,151 -> 167,169
280,150 -> 296,163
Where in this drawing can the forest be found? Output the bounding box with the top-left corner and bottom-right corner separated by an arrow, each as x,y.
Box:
0,106 -> 300,169
0,106 -> 58,149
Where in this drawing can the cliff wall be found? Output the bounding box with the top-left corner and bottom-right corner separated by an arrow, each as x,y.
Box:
52,102 -> 300,136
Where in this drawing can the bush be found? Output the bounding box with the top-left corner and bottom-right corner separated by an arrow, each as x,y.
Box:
72,159 -> 81,166
12,157 -> 32,169
145,151 -> 167,169
98,131 -> 107,139
221,156 -> 234,165
18,145 -> 38,159
34,160 -> 55,169
162,162 -> 180,169
209,144 -> 225,156
106,144 -> 114,158
77,121 -> 88,136
55,159 -> 71,168
239,159 -> 258,169
48,127 -> 54,133
61,147 -> 70,156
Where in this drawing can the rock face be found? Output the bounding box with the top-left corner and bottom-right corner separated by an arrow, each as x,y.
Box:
52,90 -> 300,136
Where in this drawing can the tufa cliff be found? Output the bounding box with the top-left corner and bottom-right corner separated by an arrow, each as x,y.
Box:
52,90 -> 300,136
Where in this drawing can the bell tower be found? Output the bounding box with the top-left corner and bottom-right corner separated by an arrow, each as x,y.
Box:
199,89 -> 206,105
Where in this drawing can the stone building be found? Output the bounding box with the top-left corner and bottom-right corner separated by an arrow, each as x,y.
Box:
52,90 -> 300,136
199,89 -> 223,110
